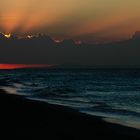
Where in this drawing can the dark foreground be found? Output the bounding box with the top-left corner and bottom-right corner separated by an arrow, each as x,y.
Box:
0,89 -> 140,139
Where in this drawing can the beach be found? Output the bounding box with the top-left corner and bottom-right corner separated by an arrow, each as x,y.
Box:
0,89 -> 140,139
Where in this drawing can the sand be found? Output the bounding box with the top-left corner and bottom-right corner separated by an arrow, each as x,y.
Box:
0,89 -> 140,139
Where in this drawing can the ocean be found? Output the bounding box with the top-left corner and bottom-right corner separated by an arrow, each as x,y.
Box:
1,69 -> 140,128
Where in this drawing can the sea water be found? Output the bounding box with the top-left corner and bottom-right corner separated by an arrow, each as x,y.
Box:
0,69 -> 140,128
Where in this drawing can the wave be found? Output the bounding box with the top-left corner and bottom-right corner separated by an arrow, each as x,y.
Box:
1,69 -> 140,127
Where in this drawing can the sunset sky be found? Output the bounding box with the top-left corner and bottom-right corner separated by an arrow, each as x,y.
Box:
0,0 -> 140,42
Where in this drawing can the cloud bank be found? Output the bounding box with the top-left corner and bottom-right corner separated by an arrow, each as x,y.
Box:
0,32 -> 140,68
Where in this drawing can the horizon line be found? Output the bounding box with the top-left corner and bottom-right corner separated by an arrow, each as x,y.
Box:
0,64 -> 54,70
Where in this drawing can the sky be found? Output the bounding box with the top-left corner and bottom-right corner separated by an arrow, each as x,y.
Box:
0,0 -> 140,42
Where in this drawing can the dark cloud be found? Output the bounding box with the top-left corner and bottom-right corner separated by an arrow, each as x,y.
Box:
0,32 -> 140,68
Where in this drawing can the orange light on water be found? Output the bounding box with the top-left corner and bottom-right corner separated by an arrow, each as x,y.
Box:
0,64 -> 52,70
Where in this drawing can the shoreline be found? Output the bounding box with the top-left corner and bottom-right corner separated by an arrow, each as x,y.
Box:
0,89 -> 140,139
28,96 -> 140,130
103,118 -> 140,130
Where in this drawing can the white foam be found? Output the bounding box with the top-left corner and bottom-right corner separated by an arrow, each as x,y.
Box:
103,117 -> 140,130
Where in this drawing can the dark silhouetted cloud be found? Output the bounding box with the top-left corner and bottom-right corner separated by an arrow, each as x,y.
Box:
0,32 -> 140,68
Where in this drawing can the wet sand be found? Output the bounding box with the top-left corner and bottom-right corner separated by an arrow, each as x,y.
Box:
0,89 -> 140,139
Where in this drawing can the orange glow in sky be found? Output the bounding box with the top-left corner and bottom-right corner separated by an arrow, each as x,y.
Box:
4,33 -> 11,38
0,0 -> 140,42
0,64 -> 52,70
